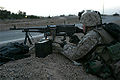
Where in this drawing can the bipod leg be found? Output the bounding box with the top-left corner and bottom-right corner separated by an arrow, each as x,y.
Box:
24,32 -> 33,45
27,33 -> 33,45
24,32 -> 28,45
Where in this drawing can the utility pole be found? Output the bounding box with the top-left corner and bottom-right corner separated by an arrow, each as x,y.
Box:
102,0 -> 104,15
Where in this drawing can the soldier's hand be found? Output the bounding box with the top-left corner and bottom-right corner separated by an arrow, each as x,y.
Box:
59,41 -> 67,48
69,35 -> 80,45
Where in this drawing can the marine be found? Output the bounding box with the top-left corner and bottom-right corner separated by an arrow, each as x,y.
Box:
61,10 -> 112,61
59,10 -> 120,80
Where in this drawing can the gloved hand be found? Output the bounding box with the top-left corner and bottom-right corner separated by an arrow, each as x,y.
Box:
69,35 -> 80,45
59,41 -> 67,48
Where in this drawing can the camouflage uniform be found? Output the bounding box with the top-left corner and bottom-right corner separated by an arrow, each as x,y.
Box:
61,10 -> 119,79
62,30 -> 102,61
61,11 -> 103,61
61,11 -> 114,61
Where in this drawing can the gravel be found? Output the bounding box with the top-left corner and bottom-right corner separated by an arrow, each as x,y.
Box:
0,47 -> 101,80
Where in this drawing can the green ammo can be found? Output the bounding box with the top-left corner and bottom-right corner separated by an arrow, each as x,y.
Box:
35,39 -> 52,58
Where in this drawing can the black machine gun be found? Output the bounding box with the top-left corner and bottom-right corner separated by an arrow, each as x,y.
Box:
10,24 -> 83,45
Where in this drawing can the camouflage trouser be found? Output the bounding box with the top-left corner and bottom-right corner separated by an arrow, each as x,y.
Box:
83,43 -> 120,80
83,52 -> 113,79
110,61 -> 120,80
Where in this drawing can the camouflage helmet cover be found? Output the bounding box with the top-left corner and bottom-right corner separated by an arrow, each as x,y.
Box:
80,11 -> 101,27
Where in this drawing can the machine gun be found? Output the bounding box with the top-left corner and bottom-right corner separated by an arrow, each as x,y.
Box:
10,24 -> 83,45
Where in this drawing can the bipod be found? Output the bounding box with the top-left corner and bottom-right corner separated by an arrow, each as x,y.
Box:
23,29 -> 33,45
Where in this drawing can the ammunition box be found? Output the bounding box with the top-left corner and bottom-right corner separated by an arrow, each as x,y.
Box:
35,40 -> 52,58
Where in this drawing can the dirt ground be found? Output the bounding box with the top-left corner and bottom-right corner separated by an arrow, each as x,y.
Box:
0,16 -> 80,31
0,43 -> 102,80
0,35 -> 102,80
0,51 -> 101,80
0,16 -> 120,80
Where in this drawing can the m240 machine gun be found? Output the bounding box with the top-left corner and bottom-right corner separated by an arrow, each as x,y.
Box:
10,24 -> 83,45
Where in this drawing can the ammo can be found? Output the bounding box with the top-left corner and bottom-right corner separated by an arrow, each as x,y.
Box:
35,40 -> 52,58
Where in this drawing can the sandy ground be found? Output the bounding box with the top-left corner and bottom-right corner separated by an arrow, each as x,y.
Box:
0,16 -> 120,80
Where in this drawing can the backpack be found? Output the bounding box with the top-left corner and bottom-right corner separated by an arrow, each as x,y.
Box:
103,23 -> 120,42
0,42 -> 30,65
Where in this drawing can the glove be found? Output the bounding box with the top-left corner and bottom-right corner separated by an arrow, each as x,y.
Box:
59,41 -> 67,48
69,35 -> 80,44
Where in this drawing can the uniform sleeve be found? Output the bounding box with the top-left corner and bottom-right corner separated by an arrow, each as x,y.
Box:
62,30 -> 101,61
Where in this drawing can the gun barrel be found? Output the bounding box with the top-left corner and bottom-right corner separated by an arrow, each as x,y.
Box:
10,27 -> 24,30
10,24 -> 83,35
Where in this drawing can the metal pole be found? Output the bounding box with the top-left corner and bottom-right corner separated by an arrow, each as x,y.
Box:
103,0 -> 104,15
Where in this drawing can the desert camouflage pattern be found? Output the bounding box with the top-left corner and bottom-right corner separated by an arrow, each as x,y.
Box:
80,11 -> 101,26
62,30 -> 102,61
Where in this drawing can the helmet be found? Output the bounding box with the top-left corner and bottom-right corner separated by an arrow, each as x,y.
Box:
80,10 -> 101,27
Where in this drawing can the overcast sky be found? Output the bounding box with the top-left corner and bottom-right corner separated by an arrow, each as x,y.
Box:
0,0 -> 120,16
